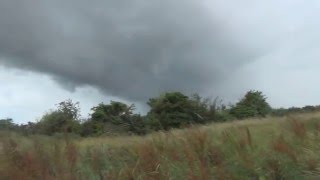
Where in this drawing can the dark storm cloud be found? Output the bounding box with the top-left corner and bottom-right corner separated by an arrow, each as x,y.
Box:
0,0 -> 254,101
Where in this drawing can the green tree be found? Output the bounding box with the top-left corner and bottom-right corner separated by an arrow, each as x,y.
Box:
0,118 -> 16,131
37,99 -> 81,135
189,94 -> 230,122
230,90 -> 271,119
147,92 -> 204,130
91,101 -> 133,124
81,101 -> 146,136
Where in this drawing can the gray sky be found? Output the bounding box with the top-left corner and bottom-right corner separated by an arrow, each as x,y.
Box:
0,0 -> 320,123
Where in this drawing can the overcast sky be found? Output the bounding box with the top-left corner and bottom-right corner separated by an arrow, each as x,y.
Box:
1,0 -> 320,123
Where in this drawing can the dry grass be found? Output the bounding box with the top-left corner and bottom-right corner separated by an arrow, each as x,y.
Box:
2,112 -> 320,179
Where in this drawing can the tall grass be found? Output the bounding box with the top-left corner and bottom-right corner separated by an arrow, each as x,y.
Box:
1,113 -> 320,179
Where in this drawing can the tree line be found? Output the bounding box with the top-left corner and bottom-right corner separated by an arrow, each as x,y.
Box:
1,90 -> 319,136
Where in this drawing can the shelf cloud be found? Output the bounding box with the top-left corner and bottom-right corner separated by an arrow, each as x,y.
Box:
0,0 -> 255,101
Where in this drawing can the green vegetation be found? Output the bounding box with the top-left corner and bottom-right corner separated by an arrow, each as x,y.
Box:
230,90 -> 271,119
37,100 -> 82,135
2,113 -> 320,179
1,90 -> 320,137
2,90 -> 320,179
146,92 -> 212,130
81,101 -> 145,136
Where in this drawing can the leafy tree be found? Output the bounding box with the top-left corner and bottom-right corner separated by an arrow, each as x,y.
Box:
189,94 -> 212,120
147,92 -> 204,130
0,118 -> 16,131
230,90 -> 271,119
80,119 -> 104,137
126,114 -> 146,135
57,100 -> 81,120
37,99 -> 81,135
81,101 -> 146,136
91,101 -> 133,123
189,95 -> 230,122
0,119 -> 39,135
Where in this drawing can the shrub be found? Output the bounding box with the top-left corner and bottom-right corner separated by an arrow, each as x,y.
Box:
230,90 -> 271,119
81,101 -> 146,136
37,99 -> 81,135
147,92 -> 203,130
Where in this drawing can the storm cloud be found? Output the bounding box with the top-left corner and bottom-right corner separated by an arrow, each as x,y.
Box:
0,0 -> 255,101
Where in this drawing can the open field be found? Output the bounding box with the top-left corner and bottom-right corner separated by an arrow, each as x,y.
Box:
1,112 -> 320,179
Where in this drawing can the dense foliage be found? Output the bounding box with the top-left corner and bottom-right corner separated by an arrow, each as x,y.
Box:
1,90 -> 320,137
147,92 -> 204,130
81,101 -> 146,136
230,90 -> 271,119
0,118 -> 17,131
36,100 -> 81,135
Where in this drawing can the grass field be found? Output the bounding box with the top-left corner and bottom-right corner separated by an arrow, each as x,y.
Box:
1,113 -> 320,179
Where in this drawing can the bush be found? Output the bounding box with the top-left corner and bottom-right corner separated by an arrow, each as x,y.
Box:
214,111 -> 235,122
230,90 -> 271,119
80,120 -> 105,137
37,99 -> 81,135
37,111 -> 81,135
230,105 -> 257,119
0,118 -> 16,131
81,101 -> 147,136
147,92 -> 204,130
